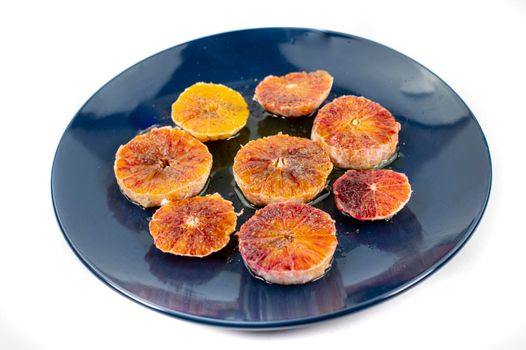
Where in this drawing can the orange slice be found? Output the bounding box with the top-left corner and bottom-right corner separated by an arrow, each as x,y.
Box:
171,82 -> 249,142
149,193 -> 237,257
114,126 -> 212,208
233,134 -> 333,206
238,202 -> 337,284
254,70 -> 333,117
333,169 -> 412,220
312,95 -> 400,169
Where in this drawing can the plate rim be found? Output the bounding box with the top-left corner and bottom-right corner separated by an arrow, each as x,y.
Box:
50,26 -> 492,329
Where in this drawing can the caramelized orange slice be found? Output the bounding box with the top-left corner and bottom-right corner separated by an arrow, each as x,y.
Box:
171,82 -> 249,142
312,95 -> 400,169
149,193 -> 237,257
114,126 -> 212,207
233,134 -> 333,206
333,169 -> 412,220
238,202 -> 337,285
254,70 -> 333,117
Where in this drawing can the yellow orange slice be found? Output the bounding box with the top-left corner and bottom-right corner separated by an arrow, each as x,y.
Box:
238,202 -> 337,285
254,70 -> 333,117
312,95 -> 400,169
114,126 -> 212,208
171,82 -> 249,142
149,193 -> 237,257
333,169 -> 412,220
233,134 -> 333,206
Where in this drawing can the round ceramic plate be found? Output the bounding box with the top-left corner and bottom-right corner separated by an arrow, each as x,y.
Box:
51,28 -> 491,329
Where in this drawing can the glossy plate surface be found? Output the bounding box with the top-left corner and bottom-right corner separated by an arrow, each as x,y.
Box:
51,28 -> 491,329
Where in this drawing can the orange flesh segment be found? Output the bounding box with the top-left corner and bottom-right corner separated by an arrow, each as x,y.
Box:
333,169 -> 411,220
312,95 -> 400,169
114,127 -> 212,207
233,134 -> 333,205
171,82 -> 249,141
238,202 -> 337,274
314,96 -> 398,147
149,194 -> 236,257
254,70 -> 333,117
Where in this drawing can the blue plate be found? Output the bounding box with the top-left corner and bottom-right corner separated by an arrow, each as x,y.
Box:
51,28 -> 491,329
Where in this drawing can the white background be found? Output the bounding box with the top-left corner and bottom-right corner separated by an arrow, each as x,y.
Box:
1,0 -> 525,349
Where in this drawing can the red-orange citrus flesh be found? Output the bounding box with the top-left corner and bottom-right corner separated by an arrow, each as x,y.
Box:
238,202 -> 337,285
114,126 -> 212,208
254,70 -> 333,117
149,193 -> 237,257
312,95 -> 400,169
333,169 -> 412,221
233,134 -> 333,206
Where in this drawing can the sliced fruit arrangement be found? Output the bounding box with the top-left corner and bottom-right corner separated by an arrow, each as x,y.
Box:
312,95 -> 400,169
114,126 -> 212,208
254,70 -> 333,117
113,72 -> 414,285
149,193 -> 237,257
333,169 -> 412,221
233,134 -> 333,206
171,82 -> 249,142
238,201 -> 337,285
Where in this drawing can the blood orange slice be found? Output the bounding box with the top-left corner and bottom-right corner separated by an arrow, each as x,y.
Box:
114,126 -> 212,208
312,95 -> 400,169
171,82 -> 249,142
333,169 -> 412,220
233,134 -> 333,206
238,202 -> 337,285
254,70 -> 333,117
149,193 -> 237,257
